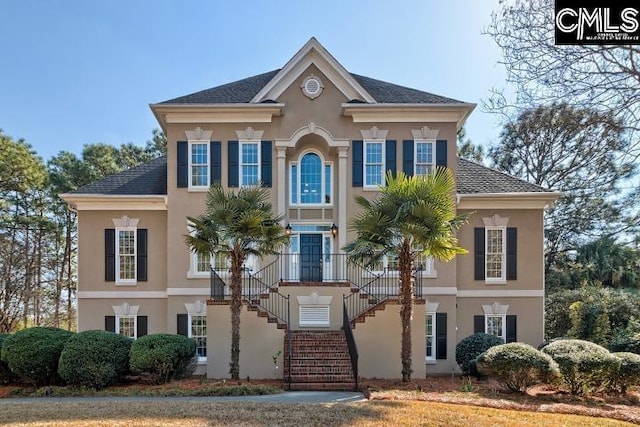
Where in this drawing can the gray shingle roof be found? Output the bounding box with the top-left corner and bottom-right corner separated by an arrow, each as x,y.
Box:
158,70 -> 465,105
351,74 -> 464,104
70,156 -> 167,195
160,70 -> 281,104
456,158 -> 548,193
69,156 -> 548,196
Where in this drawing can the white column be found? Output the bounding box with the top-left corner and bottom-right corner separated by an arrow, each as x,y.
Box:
276,146 -> 287,220
338,147 -> 349,251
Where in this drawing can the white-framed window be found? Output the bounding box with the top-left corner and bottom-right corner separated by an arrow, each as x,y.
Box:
189,314 -> 207,360
370,254 -> 434,277
116,227 -> 136,282
189,141 -> 209,188
414,139 -> 434,176
485,315 -> 506,341
485,227 -> 506,282
240,140 -> 260,186
116,315 -> 136,339
364,139 -> 385,187
425,312 -> 436,361
289,152 -> 333,205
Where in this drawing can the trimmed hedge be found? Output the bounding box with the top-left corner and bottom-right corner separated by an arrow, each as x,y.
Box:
129,334 -> 196,384
58,330 -> 132,389
0,334 -> 17,384
476,342 -> 560,392
611,352 -> 640,393
542,339 -> 620,394
0,327 -> 74,386
455,333 -> 504,375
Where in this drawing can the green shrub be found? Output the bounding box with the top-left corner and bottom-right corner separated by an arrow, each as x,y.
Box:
58,330 -> 132,389
542,339 -> 620,394
0,327 -> 74,386
455,333 -> 504,375
129,334 -> 196,384
0,334 -> 17,384
610,352 -> 640,393
476,343 -> 560,392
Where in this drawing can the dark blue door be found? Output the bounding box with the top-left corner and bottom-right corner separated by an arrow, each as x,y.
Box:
300,234 -> 322,282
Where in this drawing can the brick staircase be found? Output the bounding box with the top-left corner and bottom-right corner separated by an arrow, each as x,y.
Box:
284,330 -> 357,391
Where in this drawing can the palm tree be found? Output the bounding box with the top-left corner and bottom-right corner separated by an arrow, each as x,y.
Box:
344,169 -> 467,381
185,184 -> 288,379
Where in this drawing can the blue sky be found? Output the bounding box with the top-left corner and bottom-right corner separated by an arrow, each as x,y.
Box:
1,0 -> 505,161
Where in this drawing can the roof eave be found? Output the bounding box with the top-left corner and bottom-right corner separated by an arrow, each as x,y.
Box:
149,103 -> 285,127
456,191 -> 561,210
60,194 -> 168,211
342,103 -> 476,129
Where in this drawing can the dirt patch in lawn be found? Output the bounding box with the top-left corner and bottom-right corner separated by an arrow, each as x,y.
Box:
361,376 -> 640,425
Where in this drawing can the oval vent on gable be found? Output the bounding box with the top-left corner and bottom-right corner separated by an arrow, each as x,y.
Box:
301,75 -> 324,99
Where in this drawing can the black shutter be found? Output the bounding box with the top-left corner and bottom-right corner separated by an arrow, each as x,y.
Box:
136,229 -> 148,282
474,228 -> 485,280
402,140 -> 414,176
474,315 -> 485,334
506,228 -> 517,280
506,315 -> 517,343
177,314 -> 189,336
436,140 -> 447,167
105,316 -> 115,332
385,140 -> 396,180
228,141 -> 239,187
352,140 -> 363,187
210,141 -> 221,184
105,229 -> 115,282
436,313 -> 447,360
177,141 -> 188,188
261,140 -> 272,187
137,316 -> 148,338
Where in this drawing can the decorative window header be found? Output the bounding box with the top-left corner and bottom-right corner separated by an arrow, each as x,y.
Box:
360,126 -> 388,140
112,302 -> 140,316
112,215 -> 139,228
411,126 -> 440,140
235,126 -> 264,141
185,127 -> 213,141
482,214 -> 510,227
482,303 -> 510,315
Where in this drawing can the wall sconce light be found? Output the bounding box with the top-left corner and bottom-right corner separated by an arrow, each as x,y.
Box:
285,224 -> 292,236
330,223 -> 338,238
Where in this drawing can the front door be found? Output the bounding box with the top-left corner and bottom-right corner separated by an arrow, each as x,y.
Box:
300,234 -> 323,281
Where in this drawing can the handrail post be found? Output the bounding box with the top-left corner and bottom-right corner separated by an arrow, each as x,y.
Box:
342,300 -> 359,391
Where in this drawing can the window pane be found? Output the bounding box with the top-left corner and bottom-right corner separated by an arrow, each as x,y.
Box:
195,252 -> 210,273
118,316 -> 136,338
118,230 -> 135,280
415,142 -> 433,176
190,143 -> 208,186
291,164 -> 298,204
213,253 -> 228,271
241,143 -> 259,186
487,316 -> 504,340
325,164 -> 331,203
425,314 -> 434,358
364,142 -> 383,186
190,315 -> 207,358
486,229 -> 504,279
300,153 -> 322,204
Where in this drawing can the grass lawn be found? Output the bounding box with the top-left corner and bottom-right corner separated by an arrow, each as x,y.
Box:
0,400 -> 636,427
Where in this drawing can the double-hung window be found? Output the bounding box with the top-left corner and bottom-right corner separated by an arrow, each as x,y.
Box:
240,141 -> 260,186
364,140 -> 384,187
190,314 -> 207,360
116,315 -> 137,339
189,141 -> 209,188
414,140 -> 434,176
116,227 -> 136,282
485,315 -> 506,341
425,312 -> 436,361
485,227 -> 506,282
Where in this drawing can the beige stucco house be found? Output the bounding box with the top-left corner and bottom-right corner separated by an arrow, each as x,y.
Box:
62,38 -> 558,389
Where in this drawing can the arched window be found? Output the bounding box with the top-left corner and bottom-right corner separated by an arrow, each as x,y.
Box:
290,152 -> 332,205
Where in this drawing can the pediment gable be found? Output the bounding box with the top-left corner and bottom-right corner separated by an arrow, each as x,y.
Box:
251,37 -> 375,104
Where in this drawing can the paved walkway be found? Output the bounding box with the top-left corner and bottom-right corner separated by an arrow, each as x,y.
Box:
0,391 -> 366,405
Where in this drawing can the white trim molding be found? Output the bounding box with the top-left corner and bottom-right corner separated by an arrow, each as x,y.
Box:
482,214 -> 510,227
342,103 -> 475,129
185,127 -> 213,140
235,126 -> 264,140
167,288 -> 210,296
482,303 -> 510,315
77,291 -> 167,299
360,126 -> 388,140
457,192 -> 561,210
60,194 -> 167,211
422,287 -> 457,295
457,290 -> 544,298
185,300 -> 207,315
112,302 -> 140,316
411,126 -> 440,140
